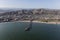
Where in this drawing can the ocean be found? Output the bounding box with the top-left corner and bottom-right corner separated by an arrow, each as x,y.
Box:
0,22 -> 60,40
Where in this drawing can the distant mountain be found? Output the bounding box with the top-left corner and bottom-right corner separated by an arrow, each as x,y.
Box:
0,9 -> 8,13
0,8 -> 21,13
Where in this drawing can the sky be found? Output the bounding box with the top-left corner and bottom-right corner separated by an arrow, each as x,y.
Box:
0,0 -> 60,9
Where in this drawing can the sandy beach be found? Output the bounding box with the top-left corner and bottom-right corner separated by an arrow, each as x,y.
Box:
15,21 -> 60,24
0,20 -> 60,24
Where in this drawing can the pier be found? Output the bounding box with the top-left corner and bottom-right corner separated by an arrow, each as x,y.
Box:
25,19 -> 33,31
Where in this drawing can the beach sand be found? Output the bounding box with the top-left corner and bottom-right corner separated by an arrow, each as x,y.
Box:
15,21 -> 60,24
0,20 -> 60,24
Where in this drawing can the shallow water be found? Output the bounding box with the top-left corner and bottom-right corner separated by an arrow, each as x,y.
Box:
0,22 -> 60,40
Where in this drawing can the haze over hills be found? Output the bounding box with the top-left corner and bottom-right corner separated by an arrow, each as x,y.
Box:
0,8 -> 20,12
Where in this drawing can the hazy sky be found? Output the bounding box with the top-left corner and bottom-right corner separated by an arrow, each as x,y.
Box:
0,0 -> 60,9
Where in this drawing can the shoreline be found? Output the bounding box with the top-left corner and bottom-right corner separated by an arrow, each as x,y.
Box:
0,20 -> 60,24
16,21 -> 59,24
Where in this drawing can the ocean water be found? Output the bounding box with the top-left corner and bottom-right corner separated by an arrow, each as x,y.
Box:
0,22 -> 60,40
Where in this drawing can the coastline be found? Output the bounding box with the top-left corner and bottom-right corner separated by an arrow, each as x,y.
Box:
0,20 -> 60,24
16,21 -> 59,24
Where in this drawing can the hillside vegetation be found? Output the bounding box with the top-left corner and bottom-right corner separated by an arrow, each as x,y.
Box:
0,8 -> 60,22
